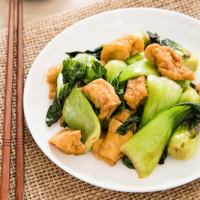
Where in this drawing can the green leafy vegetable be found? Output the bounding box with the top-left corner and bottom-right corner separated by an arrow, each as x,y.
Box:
125,53 -> 144,65
115,107 -> 143,136
122,156 -> 135,169
161,39 -> 186,55
147,31 -> 160,44
46,55 -> 106,127
121,102 -> 200,178
158,148 -> 168,165
139,75 -> 183,129
123,148 -> 167,169
168,123 -> 200,160
75,54 -> 106,84
119,59 -> 160,83
176,80 -> 190,89
178,86 -> 200,103
62,86 -> 101,154
46,58 -> 87,126
190,82 -> 196,89
62,120 -> 68,128
66,45 -> 103,60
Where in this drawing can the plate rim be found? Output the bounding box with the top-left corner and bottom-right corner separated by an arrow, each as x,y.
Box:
23,7 -> 200,192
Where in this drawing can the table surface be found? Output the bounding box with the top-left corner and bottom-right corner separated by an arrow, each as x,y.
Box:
0,0 -> 100,29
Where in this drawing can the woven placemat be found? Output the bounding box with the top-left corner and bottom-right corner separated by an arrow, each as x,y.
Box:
0,0 -> 200,199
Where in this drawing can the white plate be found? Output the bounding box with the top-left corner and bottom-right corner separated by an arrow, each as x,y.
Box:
24,8 -> 200,192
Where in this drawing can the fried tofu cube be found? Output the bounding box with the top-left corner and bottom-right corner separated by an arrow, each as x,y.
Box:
101,34 -> 144,64
124,75 -> 148,110
48,129 -> 85,155
195,84 -> 200,96
144,44 -> 195,81
46,64 -> 62,84
48,83 -> 57,99
99,119 -> 133,162
82,78 -> 121,121
92,135 -> 116,167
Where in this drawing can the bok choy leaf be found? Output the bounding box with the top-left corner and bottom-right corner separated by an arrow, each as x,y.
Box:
46,55 -> 106,127
121,102 -> 200,178
115,107 -> 143,136
119,58 -> 160,83
62,86 -> 101,154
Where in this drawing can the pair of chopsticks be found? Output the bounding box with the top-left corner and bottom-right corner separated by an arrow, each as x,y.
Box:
0,0 -> 24,199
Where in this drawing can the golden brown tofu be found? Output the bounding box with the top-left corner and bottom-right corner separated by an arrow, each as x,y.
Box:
60,115 -> 65,127
46,64 -> 62,84
195,84 -> 200,96
48,129 -> 85,155
48,83 -> 57,99
124,75 -> 148,110
82,78 -> 121,121
113,109 -> 137,133
144,44 -> 195,81
99,118 -> 133,162
101,34 -> 144,64
92,133 -> 116,167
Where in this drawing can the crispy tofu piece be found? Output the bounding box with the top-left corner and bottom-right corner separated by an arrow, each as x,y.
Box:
46,64 -> 62,84
48,129 -> 85,155
46,64 -> 62,99
144,44 -> 195,81
101,34 -> 144,64
48,83 -> 57,99
60,115 -> 65,127
113,109 -> 137,133
92,133 -> 116,167
195,84 -> 200,96
99,119 -> 133,162
124,75 -> 148,110
82,78 -> 121,121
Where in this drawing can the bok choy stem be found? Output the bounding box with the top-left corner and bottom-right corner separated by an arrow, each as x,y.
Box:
139,75 -> 183,129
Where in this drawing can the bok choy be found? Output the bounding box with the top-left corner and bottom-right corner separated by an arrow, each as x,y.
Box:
62,86 -> 101,154
178,86 -> 200,103
168,123 -> 200,160
121,102 -> 200,178
139,75 -> 183,129
119,58 -> 160,83
46,54 -> 106,127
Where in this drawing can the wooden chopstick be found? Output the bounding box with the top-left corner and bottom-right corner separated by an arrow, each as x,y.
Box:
15,0 -> 24,199
0,0 -> 15,199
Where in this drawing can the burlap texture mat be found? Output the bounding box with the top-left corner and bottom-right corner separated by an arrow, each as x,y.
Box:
0,0 -> 200,199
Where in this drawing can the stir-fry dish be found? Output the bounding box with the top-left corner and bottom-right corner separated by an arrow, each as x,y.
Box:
46,30 -> 200,178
